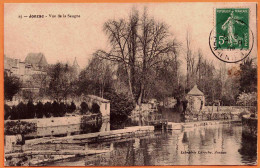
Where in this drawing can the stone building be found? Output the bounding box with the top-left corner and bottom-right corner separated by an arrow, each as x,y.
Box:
186,85 -> 205,114
72,57 -> 80,76
4,53 -> 48,80
86,95 -> 110,118
4,53 -> 48,100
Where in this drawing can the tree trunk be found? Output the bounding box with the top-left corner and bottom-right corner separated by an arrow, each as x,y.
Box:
137,83 -> 144,105
126,66 -> 136,105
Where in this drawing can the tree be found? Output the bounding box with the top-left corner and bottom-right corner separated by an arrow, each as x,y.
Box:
4,72 -> 22,101
95,8 -> 177,105
239,58 -> 257,93
77,56 -> 113,97
48,63 -> 77,101
94,9 -> 139,102
103,89 -> 134,128
137,9 -> 175,104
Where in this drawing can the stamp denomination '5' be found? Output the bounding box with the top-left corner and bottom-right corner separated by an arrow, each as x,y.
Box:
216,8 -> 249,50
209,8 -> 254,63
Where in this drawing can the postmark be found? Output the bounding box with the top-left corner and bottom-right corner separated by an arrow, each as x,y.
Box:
209,8 -> 254,63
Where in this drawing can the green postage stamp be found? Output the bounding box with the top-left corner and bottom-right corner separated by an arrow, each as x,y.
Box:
216,8 -> 249,50
209,8 -> 253,63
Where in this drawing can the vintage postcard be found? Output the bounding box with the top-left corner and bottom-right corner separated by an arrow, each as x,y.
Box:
2,2 -> 258,167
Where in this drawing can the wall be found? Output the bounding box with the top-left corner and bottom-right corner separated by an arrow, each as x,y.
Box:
5,115 -> 91,128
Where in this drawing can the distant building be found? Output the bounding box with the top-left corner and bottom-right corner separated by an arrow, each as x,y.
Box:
4,53 -> 48,80
25,53 -> 48,69
72,57 -> 80,76
4,53 -> 48,98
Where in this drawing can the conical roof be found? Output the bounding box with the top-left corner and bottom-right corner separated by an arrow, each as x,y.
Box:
72,57 -> 80,68
187,85 -> 204,96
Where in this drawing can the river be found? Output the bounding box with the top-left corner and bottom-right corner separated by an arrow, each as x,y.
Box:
47,123 -> 257,166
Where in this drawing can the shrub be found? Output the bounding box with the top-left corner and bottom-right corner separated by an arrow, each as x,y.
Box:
35,102 -> 44,118
5,121 -> 36,135
91,103 -> 100,114
51,101 -> 60,117
26,100 -> 35,119
43,102 -> 52,118
103,89 -> 134,129
69,101 -> 76,113
16,102 -> 27,119
4,104 -> 11,120
59,102 -> 66,117
80,102 -> 89,114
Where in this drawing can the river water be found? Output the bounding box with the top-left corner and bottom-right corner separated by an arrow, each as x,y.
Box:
47,123 -> 257,166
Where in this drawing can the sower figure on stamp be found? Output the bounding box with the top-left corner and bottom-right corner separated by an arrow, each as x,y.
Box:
221,11 -> 245,46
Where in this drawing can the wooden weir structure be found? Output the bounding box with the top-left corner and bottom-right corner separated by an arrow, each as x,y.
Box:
5,126 -> 155,166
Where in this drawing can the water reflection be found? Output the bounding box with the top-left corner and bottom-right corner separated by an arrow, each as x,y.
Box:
47,124 -> 256,166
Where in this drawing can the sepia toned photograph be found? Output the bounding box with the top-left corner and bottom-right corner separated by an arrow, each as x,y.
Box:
3,2 -> 258,166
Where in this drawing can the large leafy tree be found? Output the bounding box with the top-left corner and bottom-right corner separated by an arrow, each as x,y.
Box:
239,58 -> 257,93
4,72 -> 22,101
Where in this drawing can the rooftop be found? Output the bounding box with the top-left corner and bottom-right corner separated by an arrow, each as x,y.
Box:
87,95 -> 110,103
25,53 -> 48,67
187,85 -> 204,96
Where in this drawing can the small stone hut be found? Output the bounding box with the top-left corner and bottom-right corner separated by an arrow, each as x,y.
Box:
86,95 -> 110,118
186,85 -> 205,114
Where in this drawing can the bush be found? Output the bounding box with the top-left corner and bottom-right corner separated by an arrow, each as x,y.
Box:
91,103 -> 100,114
43,102 -> 52,118
59,102 -> 66,117
35,102 -> 44,118
80,102 -> 89,114
26,100 -> 35,119
51,101 -> 60,117
16,102 -> 27,119
5,121 -> 36,135
4,104 -> 11,120
103,89 -> 134,129
69,101 -> 76,113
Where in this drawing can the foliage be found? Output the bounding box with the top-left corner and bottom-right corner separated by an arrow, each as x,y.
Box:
48,63 -> 78,101
237,92 -> 257,107
4,72 -> 22,101
91,103 -> 101,114
5,121 -> 36,135
27,100 -> 35,119
103,89 -> 135,127
4,104 -> 11,120
239,58 -> 257,93
35,102 -> 44,118
5,101 -> 81,120
43,102 -> 52,118
76,57 -> 113,97
95,8 -> 178,104
80,102 -> 89,114
67,101 -> 76,113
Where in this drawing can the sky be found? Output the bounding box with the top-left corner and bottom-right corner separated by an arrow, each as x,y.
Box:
4,3 -> 257,70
